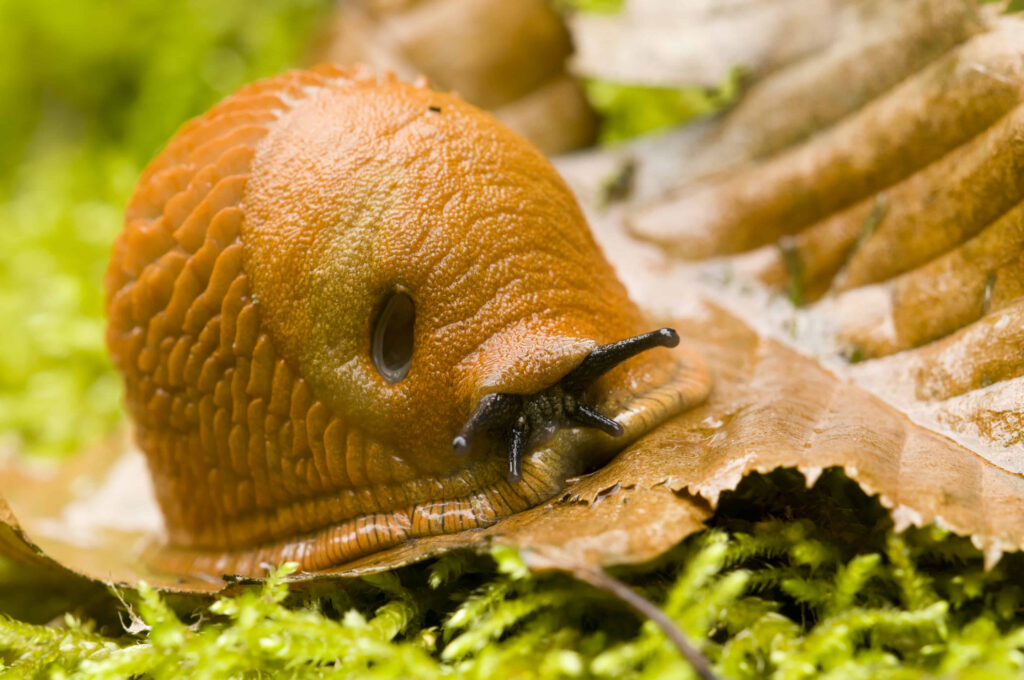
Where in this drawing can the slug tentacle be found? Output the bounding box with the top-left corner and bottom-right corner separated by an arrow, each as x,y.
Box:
562,327 -> 680,391
452,393 -> 518,456
453,327 -> 681,481
508,416 -> 530,481
570,404 -> 623,437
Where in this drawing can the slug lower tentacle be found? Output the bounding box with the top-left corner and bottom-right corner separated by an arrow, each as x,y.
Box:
105,65 -> 712,577
453,328 -> 680,480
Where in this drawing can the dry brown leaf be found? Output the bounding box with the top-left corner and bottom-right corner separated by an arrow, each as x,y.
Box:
568,0 -> 853,89
575,11 -> 1024,562
630,19 -> 1024,260
558,0 -> 984,211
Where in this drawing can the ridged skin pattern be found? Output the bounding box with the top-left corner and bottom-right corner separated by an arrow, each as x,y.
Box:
105,65 -> 709,576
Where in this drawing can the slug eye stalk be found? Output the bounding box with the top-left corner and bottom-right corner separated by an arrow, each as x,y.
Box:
453,328 -> 680,480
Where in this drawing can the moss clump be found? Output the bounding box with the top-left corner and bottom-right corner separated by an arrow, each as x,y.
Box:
0,470 -> 1022,679
584,75 -> 740,145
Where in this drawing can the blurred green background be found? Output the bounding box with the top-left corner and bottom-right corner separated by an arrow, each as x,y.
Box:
0,0 -> 333,458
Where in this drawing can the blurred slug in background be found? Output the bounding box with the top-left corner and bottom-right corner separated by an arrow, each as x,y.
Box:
103,65 -> 711,577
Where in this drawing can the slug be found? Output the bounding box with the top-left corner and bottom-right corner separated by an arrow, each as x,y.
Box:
104,65 -> 711,577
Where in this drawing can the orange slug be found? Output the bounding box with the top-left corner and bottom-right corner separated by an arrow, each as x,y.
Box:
104,65 -> 711,578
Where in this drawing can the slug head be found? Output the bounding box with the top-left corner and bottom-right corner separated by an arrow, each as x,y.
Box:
105,66 -> 710,576
242,74 -> 676,474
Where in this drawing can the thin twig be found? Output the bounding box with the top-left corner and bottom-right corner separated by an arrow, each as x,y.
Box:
570,565 -> 720,680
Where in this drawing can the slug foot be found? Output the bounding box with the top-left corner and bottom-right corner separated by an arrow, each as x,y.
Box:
453,328 -> 681,480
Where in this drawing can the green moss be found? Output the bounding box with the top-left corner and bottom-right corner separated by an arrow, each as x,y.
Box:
552,0 -> 624,15
0,0 -> 331,457
584,74 -> 741,145
986,0 -> 1024,14
1,470 -> 1024,678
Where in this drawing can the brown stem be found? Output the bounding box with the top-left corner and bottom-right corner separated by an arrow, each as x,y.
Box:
570,565 -> 720,680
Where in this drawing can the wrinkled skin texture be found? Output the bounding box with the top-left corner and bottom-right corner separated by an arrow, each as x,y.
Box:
103,66 -> 710,576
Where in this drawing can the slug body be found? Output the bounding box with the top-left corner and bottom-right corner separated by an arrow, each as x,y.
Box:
105,66 -> 710,577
